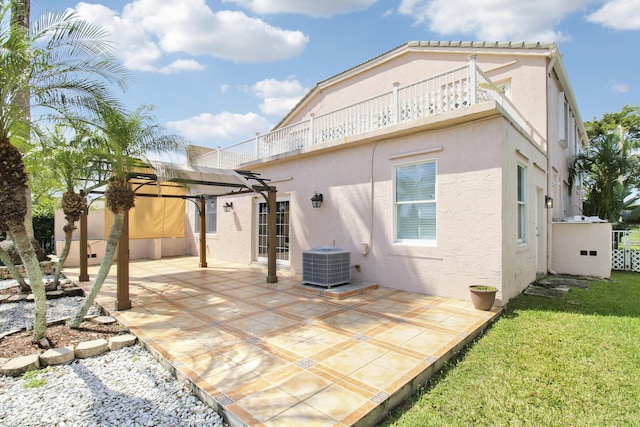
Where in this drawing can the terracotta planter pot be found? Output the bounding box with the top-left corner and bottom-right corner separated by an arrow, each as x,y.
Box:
469,285 -> 497,310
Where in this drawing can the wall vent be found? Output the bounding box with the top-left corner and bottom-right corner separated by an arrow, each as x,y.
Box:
302,247 -> 351,288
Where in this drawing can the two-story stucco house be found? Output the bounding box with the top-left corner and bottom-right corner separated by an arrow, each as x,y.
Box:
185,41 -> 587,306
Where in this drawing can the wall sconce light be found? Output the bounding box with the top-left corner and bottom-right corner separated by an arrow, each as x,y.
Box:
311,192 -> 323,208
223,201 -> 233,212
545,196 -> 553,209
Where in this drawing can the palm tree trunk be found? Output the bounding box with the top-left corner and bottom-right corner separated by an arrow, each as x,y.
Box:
9,225 -> 47,341
69,211 -> 124,328
53,223 -> 74,286
0,244 -> 29,291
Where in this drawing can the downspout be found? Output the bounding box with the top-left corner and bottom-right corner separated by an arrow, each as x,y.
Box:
546,49 -> 558,275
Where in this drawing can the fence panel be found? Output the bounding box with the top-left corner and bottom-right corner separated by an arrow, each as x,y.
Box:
612,230 -> 640,272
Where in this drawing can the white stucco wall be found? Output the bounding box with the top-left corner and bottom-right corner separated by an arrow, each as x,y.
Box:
551,222 -> 612,278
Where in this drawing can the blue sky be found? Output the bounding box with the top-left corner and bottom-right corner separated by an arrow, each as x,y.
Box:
32,0 -> 639,150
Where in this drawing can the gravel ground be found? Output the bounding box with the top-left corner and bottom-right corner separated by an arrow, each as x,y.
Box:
0,280 -> 225,427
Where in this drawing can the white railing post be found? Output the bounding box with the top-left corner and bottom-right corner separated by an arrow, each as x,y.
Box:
217,145 -> 221,168
254,133 -> 260,160
309,113 -> 315,146
393,82 -> 400,124
468,54 -> 478,105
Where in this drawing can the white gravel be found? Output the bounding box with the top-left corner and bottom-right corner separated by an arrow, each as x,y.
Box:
0,345 -> 224,427
0,281 -> 225,427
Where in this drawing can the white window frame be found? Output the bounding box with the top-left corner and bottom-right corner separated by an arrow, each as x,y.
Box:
255,196 -> 291,266
194,196 -> 217,235
517,163 -> 528,245
558,92 -> 569,148
393,160 -> 437,245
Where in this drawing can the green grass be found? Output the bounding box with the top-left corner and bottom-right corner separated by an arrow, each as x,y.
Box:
22,366 -> 51,389
381,272 -> 640,426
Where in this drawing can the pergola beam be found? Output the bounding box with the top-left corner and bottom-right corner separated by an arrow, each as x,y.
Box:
78,167 -> 278,312
199,197 -> 207,268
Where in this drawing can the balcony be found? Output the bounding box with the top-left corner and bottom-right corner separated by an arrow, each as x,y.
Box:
196,58 -> 531,170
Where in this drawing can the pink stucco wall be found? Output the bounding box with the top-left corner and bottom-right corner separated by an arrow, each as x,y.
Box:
184,44 -> 587,306
189,105 -> 552,305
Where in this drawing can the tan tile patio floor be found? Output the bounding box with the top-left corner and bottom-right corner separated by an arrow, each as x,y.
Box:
63,256 -> 500,427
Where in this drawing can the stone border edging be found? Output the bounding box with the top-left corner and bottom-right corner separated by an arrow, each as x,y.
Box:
0,315 -> 136,377
0,333 -> 138,376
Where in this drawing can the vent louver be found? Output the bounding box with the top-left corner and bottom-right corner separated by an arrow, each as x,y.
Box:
302,247 -> 351,288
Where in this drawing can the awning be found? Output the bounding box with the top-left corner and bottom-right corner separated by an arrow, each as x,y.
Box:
149,161 -> 250,196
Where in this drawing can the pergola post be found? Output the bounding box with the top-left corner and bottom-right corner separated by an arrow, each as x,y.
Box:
115,210 -> 131,310
199,196 -> 207,268
266,187 -> 278,283
78,208 -> 89,282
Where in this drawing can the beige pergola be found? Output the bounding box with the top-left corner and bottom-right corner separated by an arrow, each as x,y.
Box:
78,163 -> 278,311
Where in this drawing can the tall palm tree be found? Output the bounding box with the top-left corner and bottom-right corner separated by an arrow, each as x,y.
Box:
0,0 -> 128,342
69,105 -> 185,328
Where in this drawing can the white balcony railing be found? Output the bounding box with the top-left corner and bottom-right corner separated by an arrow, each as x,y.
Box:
199,58 -> 533,169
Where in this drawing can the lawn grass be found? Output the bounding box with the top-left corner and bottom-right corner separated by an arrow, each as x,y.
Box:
381,272 -> 640,426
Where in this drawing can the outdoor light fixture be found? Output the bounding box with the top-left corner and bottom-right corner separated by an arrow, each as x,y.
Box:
311,192 -> 323,208
223,201 -> 233,212
545,196 -> 553,209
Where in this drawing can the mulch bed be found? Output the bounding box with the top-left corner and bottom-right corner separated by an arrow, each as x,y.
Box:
0,321 -> 129,360
1,284 -> 129,361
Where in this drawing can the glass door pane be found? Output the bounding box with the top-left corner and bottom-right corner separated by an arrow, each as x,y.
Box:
257,200 -> 290,265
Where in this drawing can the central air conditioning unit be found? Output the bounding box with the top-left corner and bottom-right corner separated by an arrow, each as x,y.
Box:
302,247 -> 351,288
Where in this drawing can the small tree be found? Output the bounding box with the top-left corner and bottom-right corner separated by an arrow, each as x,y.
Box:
69,105 -> 185,328
28,126 -> 99,286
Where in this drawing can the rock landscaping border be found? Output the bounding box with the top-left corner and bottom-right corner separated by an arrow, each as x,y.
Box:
0,316 -> 137,377
0,260 -> 56,280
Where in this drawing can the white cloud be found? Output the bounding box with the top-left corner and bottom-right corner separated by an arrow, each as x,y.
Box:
252,78 -> 307,116
167,112 -> 272,143
609,80 -> 630,93
587,0 -> 640,30
222,0 -> 378,17
74,2 -> 165,72
158,59 -> 205,74
220,84 -> 230,94
397,0 -> 592,41
73,0 -> 309,73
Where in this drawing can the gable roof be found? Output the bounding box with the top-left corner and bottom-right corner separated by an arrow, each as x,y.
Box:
274,40 -> 575,131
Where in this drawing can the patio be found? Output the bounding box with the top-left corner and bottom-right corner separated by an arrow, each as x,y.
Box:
63,257 -> 500,426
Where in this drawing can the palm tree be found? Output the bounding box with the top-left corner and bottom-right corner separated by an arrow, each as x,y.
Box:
570,133 -> 640,223
0,219 -> 29,291
28,126 -> 98,286
69,105 -> 185,328
0,0 -> 128,342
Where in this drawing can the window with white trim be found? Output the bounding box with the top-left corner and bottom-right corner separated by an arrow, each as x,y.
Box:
394,160 -> 436,242
194,197 -> 217,234
517,164 -> 527,244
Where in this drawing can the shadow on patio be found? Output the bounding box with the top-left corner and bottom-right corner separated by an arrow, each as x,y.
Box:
63,256 -> 500,427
